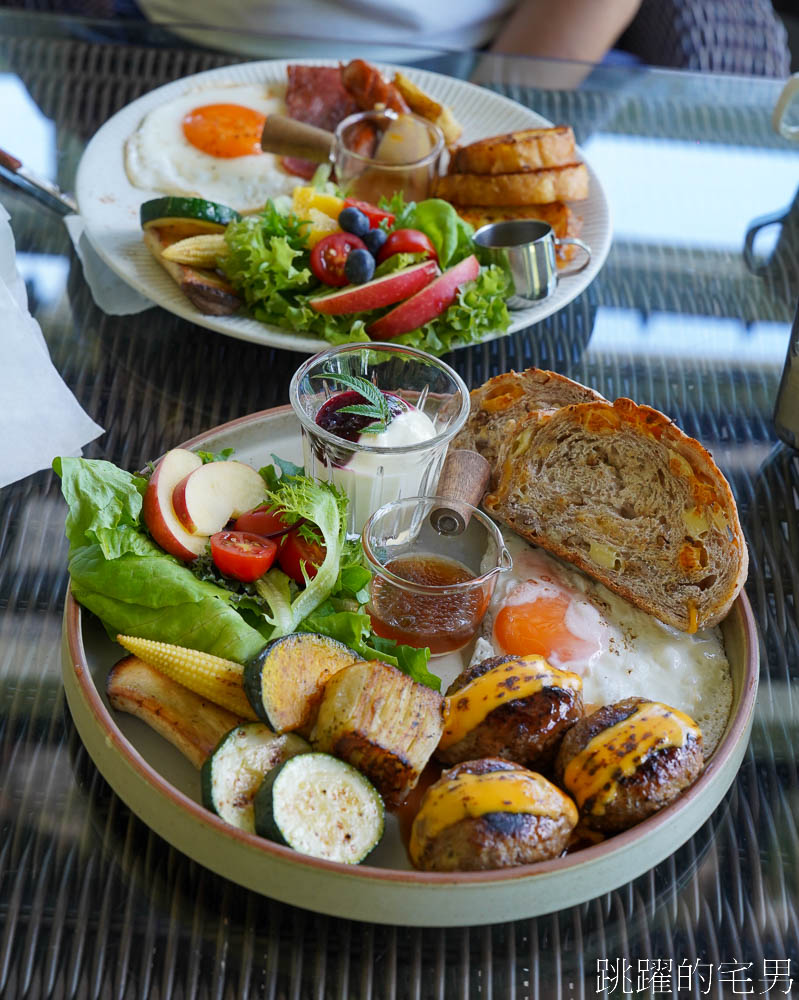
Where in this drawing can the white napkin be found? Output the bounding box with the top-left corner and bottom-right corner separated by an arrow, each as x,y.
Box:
63,214 -> 154,315
0,201 -> 105,488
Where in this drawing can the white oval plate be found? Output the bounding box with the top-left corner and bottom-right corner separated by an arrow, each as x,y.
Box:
75,59 -> 612,353
61,407 -> 758,926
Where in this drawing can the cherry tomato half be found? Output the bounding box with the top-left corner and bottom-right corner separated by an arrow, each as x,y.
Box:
376,228 -> 438,265
233,505 -> 293,538
343,197 -> 395,229
278,527 -> 326,584
210,531 -> 278,583
310,232 -> 367,287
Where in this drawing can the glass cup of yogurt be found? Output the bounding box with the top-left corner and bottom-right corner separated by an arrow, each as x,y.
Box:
289,343 -> 470,535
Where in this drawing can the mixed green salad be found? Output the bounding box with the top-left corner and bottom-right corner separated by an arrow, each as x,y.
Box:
55,451 -> 439,690
219,186 -> 510,355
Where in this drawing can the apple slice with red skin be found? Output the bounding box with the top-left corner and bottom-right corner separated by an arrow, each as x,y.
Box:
142,448 -> 206,561
367,255 -> 480,341
172,460 -> 267,536
308,259 -> 439,315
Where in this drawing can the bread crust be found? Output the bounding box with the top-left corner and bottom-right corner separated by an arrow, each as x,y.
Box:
483,397 -> 748,632
452,368 -> 606,474
449,126 -> 576,174
434,164 -> 589,206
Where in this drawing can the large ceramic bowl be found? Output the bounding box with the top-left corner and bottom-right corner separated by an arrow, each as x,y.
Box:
61,406 -> 759,927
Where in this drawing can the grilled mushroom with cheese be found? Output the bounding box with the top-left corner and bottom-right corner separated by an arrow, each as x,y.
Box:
409,758 -> 578,872
437,654 -> 583,768
554,697 -> 704,834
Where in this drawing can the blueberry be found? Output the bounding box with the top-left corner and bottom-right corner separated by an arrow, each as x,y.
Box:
344,248 -> 376,284
363,227 -> 388,257
338,206 -> 370,237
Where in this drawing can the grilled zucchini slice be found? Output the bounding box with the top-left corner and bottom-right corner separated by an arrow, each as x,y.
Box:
243,633 -> 360,736
201,722 -> 309,832
253,752 -> 384,863
140,196 -> 241,237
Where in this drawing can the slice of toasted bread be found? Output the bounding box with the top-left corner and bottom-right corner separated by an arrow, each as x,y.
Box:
451,368 -> 605,474
484,398 -> 748,632
456,202 -> 582,264
435,163 -> 589,206
449,126 -> 576,174
392,72 -> 462,146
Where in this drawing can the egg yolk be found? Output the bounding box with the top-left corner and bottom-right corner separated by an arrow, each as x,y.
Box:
493,593 -> 600,665
182,103 -> 266,158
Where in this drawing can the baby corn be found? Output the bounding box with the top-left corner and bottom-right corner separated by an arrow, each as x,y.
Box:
116,635 -> 257,720
161,234 -> 229,267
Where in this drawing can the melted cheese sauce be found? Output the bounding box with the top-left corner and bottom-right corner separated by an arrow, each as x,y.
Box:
562,700 -> 701,814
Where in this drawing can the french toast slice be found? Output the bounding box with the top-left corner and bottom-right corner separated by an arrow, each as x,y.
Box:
451,368 -> 605,475
449,126 -> 576,174
435,163 -> 589,206
456,202 -> 582,264
484,398 -> 749,632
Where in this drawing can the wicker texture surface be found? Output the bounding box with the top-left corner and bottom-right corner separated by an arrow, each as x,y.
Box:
0,24 -> 797,999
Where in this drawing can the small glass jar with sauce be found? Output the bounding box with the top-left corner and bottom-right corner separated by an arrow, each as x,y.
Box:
362,496 -> 512,655
289,343 -> 470,535
332,109 -> 444,204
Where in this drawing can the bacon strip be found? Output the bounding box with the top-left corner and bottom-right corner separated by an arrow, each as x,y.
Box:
283,65 -> 360,177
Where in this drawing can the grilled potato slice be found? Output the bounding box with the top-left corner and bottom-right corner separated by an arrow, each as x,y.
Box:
392,72 -> 462,145
107,655 -> 242,768
311,660 -> 444,806
449,126 -> 576,175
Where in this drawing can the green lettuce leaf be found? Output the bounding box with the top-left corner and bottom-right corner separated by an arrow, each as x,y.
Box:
53,457 -> 149,559
55,456 -> 269,662
68,542 -> 269,661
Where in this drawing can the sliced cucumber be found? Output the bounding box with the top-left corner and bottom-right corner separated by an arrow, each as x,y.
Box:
243,632 -> 360,735
201,722 -> 310,832
254,752 -> 384,864
140,196 -> 241,233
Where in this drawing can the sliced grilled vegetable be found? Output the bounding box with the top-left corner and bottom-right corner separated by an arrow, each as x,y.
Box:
161,233 -> 230,267
201,722 -> 310,832
107,655 -> 242,768
140,196 -> 241,237
143,226 -> 240,316
116,634 -> 257,721
311,659 -> 445,806
243,632 -> 360,735
253,752 -> 384,863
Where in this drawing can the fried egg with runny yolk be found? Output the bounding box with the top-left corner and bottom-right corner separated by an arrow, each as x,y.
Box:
125,84 -> 295,212
472,532 -> 732,756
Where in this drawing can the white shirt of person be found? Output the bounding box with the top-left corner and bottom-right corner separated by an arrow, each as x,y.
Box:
135,0 -> 517,59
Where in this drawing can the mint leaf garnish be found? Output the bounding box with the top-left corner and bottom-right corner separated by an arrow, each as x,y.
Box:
315,371 -> 392,434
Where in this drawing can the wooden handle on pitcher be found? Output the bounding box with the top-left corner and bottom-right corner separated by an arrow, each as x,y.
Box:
429,450 -> 491,535
260,115 -> 334,162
